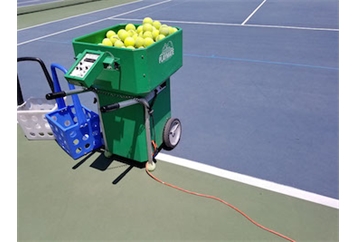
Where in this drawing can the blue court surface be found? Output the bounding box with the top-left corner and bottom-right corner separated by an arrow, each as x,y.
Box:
17,0 -> 339,204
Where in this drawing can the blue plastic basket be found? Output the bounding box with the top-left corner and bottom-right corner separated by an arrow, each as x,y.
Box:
45,63 -> 103,160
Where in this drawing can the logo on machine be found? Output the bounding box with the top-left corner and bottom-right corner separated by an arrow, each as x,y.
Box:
159,41 -> 174,64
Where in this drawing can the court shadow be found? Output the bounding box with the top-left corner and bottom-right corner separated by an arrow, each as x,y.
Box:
72,150 -> 99,170
89,152 -> 152,185
89,151 -> 114,171
112,165 -> 134,185
71,147 -> 158,185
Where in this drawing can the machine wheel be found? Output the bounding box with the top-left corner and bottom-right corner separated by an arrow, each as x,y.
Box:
162,118 -> 182,151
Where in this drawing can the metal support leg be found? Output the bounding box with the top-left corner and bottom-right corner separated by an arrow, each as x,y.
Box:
142,101 -> 156,171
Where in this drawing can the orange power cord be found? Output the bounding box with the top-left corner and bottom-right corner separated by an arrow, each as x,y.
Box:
145,162 -> 296,242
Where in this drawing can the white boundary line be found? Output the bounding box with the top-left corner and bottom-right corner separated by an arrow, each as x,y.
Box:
245,23 -> 338,32
110,17 -> 339,32
156,153 -> 339,209
241,0 -> 267,25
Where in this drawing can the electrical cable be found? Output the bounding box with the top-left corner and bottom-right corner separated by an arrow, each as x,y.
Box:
145,163 -> 296,242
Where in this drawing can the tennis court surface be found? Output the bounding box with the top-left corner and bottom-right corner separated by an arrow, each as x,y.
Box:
17,0 -> 339,241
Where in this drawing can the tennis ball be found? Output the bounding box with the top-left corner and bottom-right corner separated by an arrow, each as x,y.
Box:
102,38 -> 113,46
117,29 -> 126,36
143,37 -> 154,47
143,23 -> 153,32
136,25 -> 143,34
124,36 -> 135,47
155,34 -> 165,42
159,25 -> 170,36
128,29 -> 137,38
114,39 -> 124,48
169,26 -> 178,34
152,29 -> 160,39
106,30 -> 116,38
135,36 -> 144,48
143,17 -> 153,25
109,34 -> 120,44
126,46 -> 135,50
118,30 -> 129,41
143,31 -> 153,39
131,33 -> 138,40
152,20 -> 161,30
125,23 -> 136,31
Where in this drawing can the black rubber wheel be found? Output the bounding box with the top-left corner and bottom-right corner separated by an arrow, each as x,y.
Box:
162,118 -> 182,150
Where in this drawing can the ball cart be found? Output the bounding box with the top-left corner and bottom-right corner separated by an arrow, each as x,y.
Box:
46,23 -> 183,171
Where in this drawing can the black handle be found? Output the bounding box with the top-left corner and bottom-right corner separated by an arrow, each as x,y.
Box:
46,91 -> 66,100
100,103 -> 121,113
17,57 -> 55,105
17,57 -> 55,92
17,75 -> 24,105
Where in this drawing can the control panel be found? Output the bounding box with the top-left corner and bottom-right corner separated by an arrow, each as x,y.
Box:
65,50 -> 118,88
69,53 -> 101,78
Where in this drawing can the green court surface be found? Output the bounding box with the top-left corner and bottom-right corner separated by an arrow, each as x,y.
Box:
18,0 -> 136,28
17,124 -> 338,241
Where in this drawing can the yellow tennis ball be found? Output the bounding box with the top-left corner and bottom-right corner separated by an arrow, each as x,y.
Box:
125,23 -> 136,31
152,20 -> 161,30
128,29 -> 137,38
109,34 -> 120,44
159,25 -> 170,36
102,38 -> 113,46
117,29 -> 126,36
155,34 -> 165,42
169,26 -> 178,34
124,36 -> 135,47
136,25 -> 143,34
132,33 -> 138,40
135,36 -> 145,48
118,30 -> 129,41
143,17 -> 153,25
143,37 -> 154,47
143,23 -> 153,32
114,39 -> 124,48
106,30 -> 116,38
143,31 -> 153,39
152,29 -> 160,39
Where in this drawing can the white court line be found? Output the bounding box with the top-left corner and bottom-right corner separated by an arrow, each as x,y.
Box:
156,153 -> 339,209
245,23 -> 338,32
17,0 -> 171,46
110,17 -> 339,32
241,0 -> 267,25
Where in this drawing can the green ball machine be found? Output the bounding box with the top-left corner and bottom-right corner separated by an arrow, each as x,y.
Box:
47,24 -> 183,171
